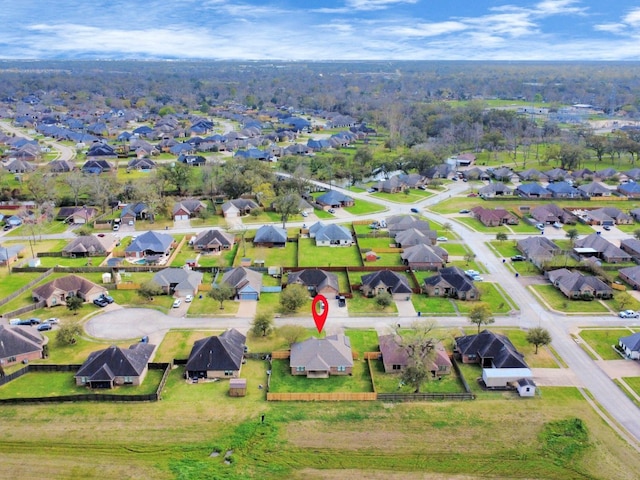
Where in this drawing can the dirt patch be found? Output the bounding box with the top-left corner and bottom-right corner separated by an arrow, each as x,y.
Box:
292,469 -> 488,480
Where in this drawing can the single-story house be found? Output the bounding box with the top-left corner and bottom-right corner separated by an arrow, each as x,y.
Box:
173,199 -> 207,221
191,229 -> 235,253
120,202 -> 149,224
360,270 -> 413,300
221,199 -> 260,218
516,236 -> 561,267
378,333 -> 452,376
253,225 -> 287,248
573,233 -> 631,263
515,183 -> 552,199
0,325 -> 45,367
546,268 -> 613,299
62,233 -> 118,257
286,269 -> 339,297
578,182 -> 613,198
75,343 -> 155,388
471,207 -> 519,227
125,231 -> 174,262
152,268 -> 203,297
0,243 -> 25,266
316,190 -> 354,208
478,182 -> 513,198
618,265 -> 640,290
185,329 -> 246,379
221,267 -> 263,301
618,332 -> 640,360
290,334 -> 353,378
57,206 -> 98,224
311,223 -> 353,246
422,266 -> 479,300
400,243 -> 447,270
32,274 -> 107,307
546,181 -> 581,198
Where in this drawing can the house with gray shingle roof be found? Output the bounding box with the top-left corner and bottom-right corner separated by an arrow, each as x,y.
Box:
125,231 -> 174,262
221,267 -> 262,301
32,274 -> 107,307
312,223 -> 353,246
221,199 -> 260,218
422,266 -> 478,300
400,243 -> 447,270
574,233 -> 631,263
286,269 -> 339,297
75,343 -> 155,388
515,183 -> 551,198
290,334 -> 353,378
619,332 -> 640,360
253,225 -> 287,247
0,325 -> 45,366
471,207 -> 519,227
620,239 -> 640,259
0,243 -> 25,266
361,270 -> 413,300
185,329 -> 246,379
316,190 -> 354,208
394,228 -> 434,248
62,233 -> 118,257
173,199 -> 207,221
152,268 -> 203,297
192,229 -> 235,253
546,268 -> 613,299
478,182 -> 513,198
516,236 -> 561,267
619,265 -> 640,289
578,181 -> 613,198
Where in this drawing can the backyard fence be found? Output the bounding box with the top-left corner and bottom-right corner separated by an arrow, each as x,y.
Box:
267,392 -> 377,401
271,350 -> 290,359
0,268 -> 53,310
377,392 -> 475,401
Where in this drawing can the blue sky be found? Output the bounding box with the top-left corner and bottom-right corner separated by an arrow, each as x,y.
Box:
1,0 -> 640,60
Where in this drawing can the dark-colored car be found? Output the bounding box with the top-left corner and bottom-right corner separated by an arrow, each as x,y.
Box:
93,297 -> 109,307
511,255 -> 526,262
603,225 -> 611,231
410,208 -> 419,213
19,318 -> 41,326
37,323 -> 52,331
98,294 -> 114,304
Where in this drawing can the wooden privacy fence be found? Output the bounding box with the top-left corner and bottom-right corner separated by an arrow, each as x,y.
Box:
377,392 -> 474,402
267,392 -> 377,401
271,350 -> 290,359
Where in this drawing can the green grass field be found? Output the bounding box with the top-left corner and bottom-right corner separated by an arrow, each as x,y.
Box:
578,328 -> 631,360
297,238 -> 362,267
268,359 -> 374,393
530,284 -> 611,313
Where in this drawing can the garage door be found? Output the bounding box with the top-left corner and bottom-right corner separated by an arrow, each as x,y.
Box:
239,292 -> 258,301
175,215 -> 189,221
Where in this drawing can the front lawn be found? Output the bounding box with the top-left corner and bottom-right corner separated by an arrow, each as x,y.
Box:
344,199 -> 386,215
411,295 -> 458,315
348,294 -> 398,315
344,329 -> 379,355
530,284 -> 611,313
297,238 -> 362,267
370,359 -> 465,394
578,328 -> 630,360
155,329 -> 223,362
456,282 -> 514,315
268,359 -> 373,393
187,295 -> 240,316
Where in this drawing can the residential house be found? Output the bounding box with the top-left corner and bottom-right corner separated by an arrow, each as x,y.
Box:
589,207 -> 633,225
316,190 -> 354,208
173,199 -> 207,221
453,153 -> 476,167
152,268 -> 203,297
0,325 -> 45,367
290,334 -> 353,378
127,158 -> 156,170
515,183 -> 552,199
221,199 -> 260,218
620,239 -> 640,259
177,154 -> 206,166
376,175 -> 407,193
578,181 -> 613,198
462,167 -> 490,181
546,268 -> 613,299
378,333 -> 452,376
387,215 -> 433,238
618,181 -> 640,198
544,168 -> 569,182
120,202 -> 149,224
125,231 -> 174,263
517,168 -> 548,183
75,343 -> 155,388
574,233 -> 631,263
478,182 -> 513,198
221,267 -> 262,300
471,207 -> 519,227
400,243 -> 448,270
57,206 -> 97,224
530,204 -> 576,225
631,208 -> 640,223
490,167 -> 515,182
546,181 -> 581,198
422,266 -> 479,300
422,164 -> 452,180
618,332 -> 640,360
570,168 -> 594,181
192,229 -> 235,253
253,225 -> 287,248
3,158 -> 35,174
311,223 -> 353,246
0,243 -> 25,266
618,265 -> 640,290
454,330 -> 532,388
49,160 -> 76,173
62,233 -> 118,257
516,236 -> 561,267
286,269 -> 339,297
361,270 -> 413,300
185,329 -> 246,379
82,159 -> 114,174
32,274 -> 107,307
594,168 -> 619,181
394,228 -> 437,248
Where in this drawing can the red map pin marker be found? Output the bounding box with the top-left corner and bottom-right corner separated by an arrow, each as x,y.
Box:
312,294 -> 329,334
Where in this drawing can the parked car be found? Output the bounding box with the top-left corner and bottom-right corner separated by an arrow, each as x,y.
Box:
619,309 -> 639,318
366,188 -> 376,193
464,270 -> 479,278
459,209 -> 470,214
97,294 -> 114,304
172,299 -> 182,308
410,208 -> 419,213
471,275 -> 484,282
328,208 -> 336,214
9,318 -> 22,325
185,294 -> 193,303
552,222 -> 563,229
603,225 -> 611,231
301,211 -> 308,217
44,317 -> 59,324
93,297 -> 109,307
19,318 -> 41,326
37,323 -> 52,332
511,255 -> 526,261
436,236 -> 448,242
535,223 -> 545,231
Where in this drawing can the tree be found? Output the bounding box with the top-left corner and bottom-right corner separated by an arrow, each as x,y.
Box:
468,302 -> 494,334
63,170 -> 89,206
251,311 -> 274,337
464,253 -> 476,266
278,324 -> 307,346
392,320 -> 441,393
160,162 -> 193,196
634,228 -> 640,241
209,283 -> 235,310
617,292 -> 633,311
496,232 -> 508,243
566,228 -> 579,245
442,222 -> 452,232
56,321 -> 82,345
376,291 -> 393,309
273,192 -> 301,229
526,327 -> 552,354
138,281 -> 163,301
280,284 -> 308,314
66,294 -> 84,315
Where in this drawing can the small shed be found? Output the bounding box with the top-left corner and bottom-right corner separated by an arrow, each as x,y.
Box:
229,378 -> 247,397
102,272 -> 112,283
516,378 -> 536,397
364,251 -> 378,262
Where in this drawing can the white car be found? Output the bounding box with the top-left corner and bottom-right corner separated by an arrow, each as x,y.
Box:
44,317 -> 59,324
472,275 -> 484,282
619,310 -> 639,318
185,295 -> 193,303
437,236 -> 448,242
172,299 -> 182,308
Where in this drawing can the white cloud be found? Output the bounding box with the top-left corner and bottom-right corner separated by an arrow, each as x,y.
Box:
377,21 -> 467,38
346,0 -> 418,11
534,0 -> 586,16
624,8 -> 640,26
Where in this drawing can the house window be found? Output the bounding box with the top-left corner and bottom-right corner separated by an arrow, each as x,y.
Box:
224,370 -> 233,376
467,354 -> 477,360
80,376 -> 88,384
438,365 -> 448,372
8,356 -> 16,363
124,376 -> 133,384
296,366 -> 305,372
434,288 -> 440,296
337,366 -> 346,372
392,364 -> 402,371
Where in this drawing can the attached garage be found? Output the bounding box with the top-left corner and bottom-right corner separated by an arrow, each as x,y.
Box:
238,286 -> 259,301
